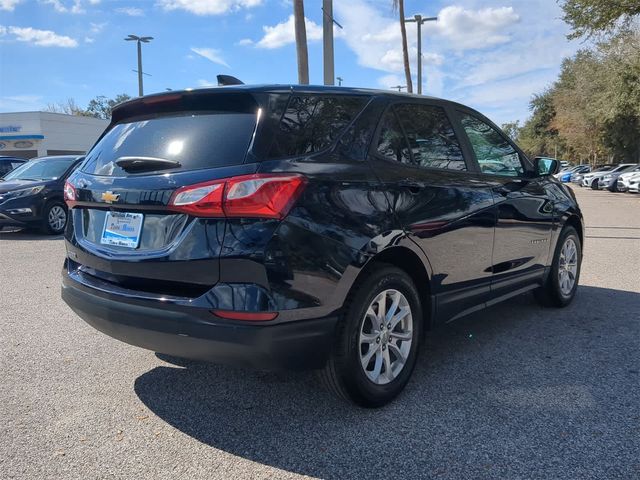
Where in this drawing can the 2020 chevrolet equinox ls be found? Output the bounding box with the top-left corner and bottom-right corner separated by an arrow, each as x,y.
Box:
62,86 -> 583,407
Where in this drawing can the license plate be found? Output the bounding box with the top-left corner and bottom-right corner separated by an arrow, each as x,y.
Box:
100,211 -> 144,248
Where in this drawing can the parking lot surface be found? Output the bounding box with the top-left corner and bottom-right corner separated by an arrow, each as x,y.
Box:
1,187 -> 639,480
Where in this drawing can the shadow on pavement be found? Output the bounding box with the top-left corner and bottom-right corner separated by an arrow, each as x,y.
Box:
0,227 -> 63,240
135,285 -> 640,479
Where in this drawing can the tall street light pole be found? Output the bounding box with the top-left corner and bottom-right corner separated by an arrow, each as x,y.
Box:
404,15 -> 437,95
125,34 -> 153,97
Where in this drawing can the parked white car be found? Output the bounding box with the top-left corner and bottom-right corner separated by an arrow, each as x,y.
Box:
617,170 -> 640,192
625,173 -> 640,193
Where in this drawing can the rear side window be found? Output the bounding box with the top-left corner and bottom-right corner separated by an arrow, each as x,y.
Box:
268,94 -> 369,159
82,113 -> 256,176
395,104 -> 466,171
376,103 -> 466,171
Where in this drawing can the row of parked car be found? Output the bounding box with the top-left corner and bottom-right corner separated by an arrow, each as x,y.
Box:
553,162 -> 640,193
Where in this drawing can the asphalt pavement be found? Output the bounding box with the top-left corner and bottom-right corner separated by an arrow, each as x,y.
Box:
1,187 -> 639,480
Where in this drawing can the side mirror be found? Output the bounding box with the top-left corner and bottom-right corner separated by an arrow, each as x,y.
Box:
534,157 -> 560,176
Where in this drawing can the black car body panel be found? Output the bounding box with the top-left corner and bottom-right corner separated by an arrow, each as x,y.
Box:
61,85 -> 584,370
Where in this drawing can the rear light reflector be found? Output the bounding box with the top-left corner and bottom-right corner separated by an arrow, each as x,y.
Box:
64,181 -> 76,207
212,310 -> 278,321
169,173 -> 306,219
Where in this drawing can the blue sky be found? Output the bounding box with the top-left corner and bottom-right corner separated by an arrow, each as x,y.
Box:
0,0 -> 582,125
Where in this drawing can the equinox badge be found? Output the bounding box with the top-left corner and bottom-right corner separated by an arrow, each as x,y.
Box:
101,191 -> 120,203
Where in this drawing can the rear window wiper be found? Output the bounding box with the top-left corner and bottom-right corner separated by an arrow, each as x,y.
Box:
115,156 -> 181,172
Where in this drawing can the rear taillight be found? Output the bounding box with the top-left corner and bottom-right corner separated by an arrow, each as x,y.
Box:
64,181 -> 76,207
169,173 -> 307,219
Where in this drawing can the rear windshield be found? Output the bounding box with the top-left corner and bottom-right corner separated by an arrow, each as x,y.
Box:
82,113 -> 256,176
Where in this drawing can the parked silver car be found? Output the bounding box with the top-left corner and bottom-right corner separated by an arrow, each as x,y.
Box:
599,164 -> 640,191
578,165 -> 615,188
582,164 -> 634,189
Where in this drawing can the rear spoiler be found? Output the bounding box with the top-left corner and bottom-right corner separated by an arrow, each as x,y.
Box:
110,90 -> 259,124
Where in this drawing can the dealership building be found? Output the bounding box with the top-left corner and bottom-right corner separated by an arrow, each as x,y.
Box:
0,112 -> 108,159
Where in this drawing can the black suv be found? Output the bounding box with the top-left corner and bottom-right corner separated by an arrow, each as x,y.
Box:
62,86 -> 583,407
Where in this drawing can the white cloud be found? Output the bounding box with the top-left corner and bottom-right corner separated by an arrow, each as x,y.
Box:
190,47 -> 229,68
256,14 -> 322,49
4,26 -> 78,47
157,0 -> 262,16
197,79 -> 217,87
84,36 -> 94,43
377,74 -> 405,90
0,0 -> 21,11
42,0 -> 99,14
115,6 -> 144,17
237,38 -> 253,46
429,6 -> 520,51
89,21 -> 106,33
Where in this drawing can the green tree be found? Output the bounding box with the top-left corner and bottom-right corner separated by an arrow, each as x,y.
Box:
86,93 -> 132,120
516,90 -> 564,159
501,120 -> 520,142
562,0 -> 640,38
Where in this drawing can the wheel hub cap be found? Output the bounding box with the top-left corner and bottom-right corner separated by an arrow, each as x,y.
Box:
359,289 -> 413,385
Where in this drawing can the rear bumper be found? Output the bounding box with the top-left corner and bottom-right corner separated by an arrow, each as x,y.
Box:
62,267 -> 338,371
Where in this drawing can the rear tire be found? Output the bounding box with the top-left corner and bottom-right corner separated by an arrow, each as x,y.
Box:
590,179 -> 599,190
41,201 -> 68,235
534,226 -> 581,308
319,264 -> 422,408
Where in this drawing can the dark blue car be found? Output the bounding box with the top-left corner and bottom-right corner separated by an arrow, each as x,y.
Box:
0,155 -> 83,234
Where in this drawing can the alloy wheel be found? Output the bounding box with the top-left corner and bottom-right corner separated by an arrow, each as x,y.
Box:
359,289 -> 413,385
48,205 -> 67,232
558,237 -> 578,296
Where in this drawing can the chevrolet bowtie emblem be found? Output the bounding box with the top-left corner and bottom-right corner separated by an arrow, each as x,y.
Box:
101,191 -> 120,203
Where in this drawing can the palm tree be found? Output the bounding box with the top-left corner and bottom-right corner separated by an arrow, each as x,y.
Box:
293,0 -> 309,84
393,0 -> 413,93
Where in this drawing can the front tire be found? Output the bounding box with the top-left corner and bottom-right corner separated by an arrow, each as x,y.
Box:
534,226 -> 581,308
42,201 -> 68,235
590,178 -> 600,190
319,264 -> 422,408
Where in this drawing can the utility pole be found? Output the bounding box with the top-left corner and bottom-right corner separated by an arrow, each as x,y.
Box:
391,85 -> 406,92
336,76 -> 343,86
293,0 -> 309,85
322,1 -> 343,86
404,15 -> 437,95
322,0 -> 334,85
125,34 -> 153,96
